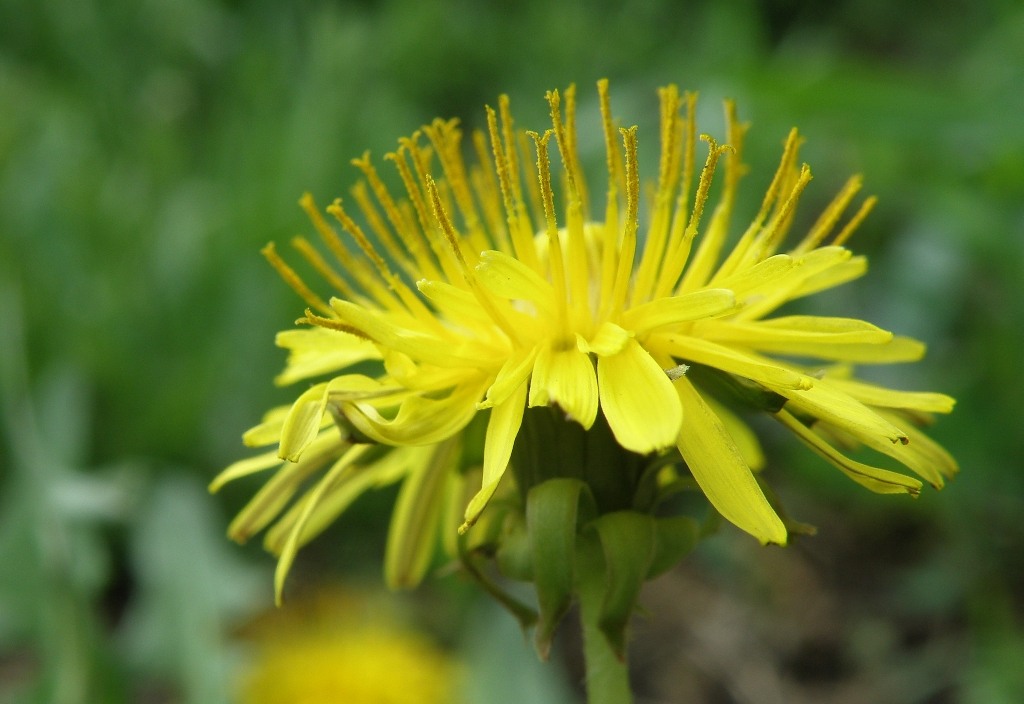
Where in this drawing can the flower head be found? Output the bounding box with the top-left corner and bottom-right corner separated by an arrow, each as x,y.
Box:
213,81 -> 956,601
236,588 -> 462,704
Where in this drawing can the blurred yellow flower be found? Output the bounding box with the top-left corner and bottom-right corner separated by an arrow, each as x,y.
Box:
237,589 -> 461,704
212,81 -> 956,601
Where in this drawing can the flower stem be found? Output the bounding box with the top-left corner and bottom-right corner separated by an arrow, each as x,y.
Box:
577,542 -> 633,704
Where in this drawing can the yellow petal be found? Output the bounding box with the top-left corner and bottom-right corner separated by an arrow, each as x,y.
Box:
474,249 -> 556,316
241,406 -> 290,447
621,288 -> 737,335
274,328 -> 380,386
330,299 -> 489,368
264,446 -> 420,556
463,379 -> 528,530
675,377 -> 787,545
417,279 -> 491,327
226,431 -> 341,542
385,441 -> 456,589
733,246 -> 855,319
777,409 -> 923,495
777,382 -> 909,446
876,409 -> 959,483
660,334 -> 812,389
278,382 -> 332,462
699,316 -> 893,348
272,444 -> 372,604
342,378 -> 488,446
209,449 -> 282,493
529,344 -> 598,428
597,339 -> 682,453
791,254 -> 867,299
697,316 -> 925,363
714,254 -> 797,300
705,395 -> 765,472
383,351 -> 483,391
278,375 -> 402,461
577,321 -> 631,357
480,345 -> 538,408
824,378 -> 955,414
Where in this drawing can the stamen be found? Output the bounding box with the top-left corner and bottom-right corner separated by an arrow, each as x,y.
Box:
426,176 -> 522,345
351,152 -> 438,277
547,86 -> 591,328
603,126 -> 640,319
289,236 -> 358,300
528,129 -> 569,330
327,198 -> 390,274
545,89 -> 579,203
486,104 -> 541,273
389,138 -> 459,283
349,179 -> 415,277
665,92 -> 699,258
561,84 -> 588,211
632,85 -> 683,305
794,175 -> 863,254
656,136 -> 731,298
471,128 -> 510,252
299,192 -> 353,267
597,79 -> 623,318
832,195 -> 877,247
297,308 -> 371,340
261,243 -> 333,316
518,129 -> 545,236
423,118 -> 487,253
499,95 -> 527,216
327,199 -> 443,326
748,164 -> 814,261
299,192 -> 401,310
713,128 -> 803,280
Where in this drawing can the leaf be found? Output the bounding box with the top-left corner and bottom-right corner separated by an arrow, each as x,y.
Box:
647,515 -> 700,578
587,511 -> 657,659
526,478 -> 595,659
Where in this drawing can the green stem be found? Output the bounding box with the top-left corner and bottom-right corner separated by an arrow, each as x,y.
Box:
577,542 -> 633,704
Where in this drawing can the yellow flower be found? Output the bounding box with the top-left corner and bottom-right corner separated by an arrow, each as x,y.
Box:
236,588 -> 462,704
213,81 -> 956,599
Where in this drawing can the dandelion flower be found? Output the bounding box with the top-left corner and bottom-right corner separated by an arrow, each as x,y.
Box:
212,81 -> 956,601
237,588 -> 462,704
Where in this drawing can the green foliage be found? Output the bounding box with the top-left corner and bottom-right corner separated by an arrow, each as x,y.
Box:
1,0 -> 1022,700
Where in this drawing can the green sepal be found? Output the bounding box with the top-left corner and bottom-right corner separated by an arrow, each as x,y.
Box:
526,478 -> 595,660
588,511 -> 657,660
647,515 -> 699,579
495,511 -> 533,581
459,549 -> 538,633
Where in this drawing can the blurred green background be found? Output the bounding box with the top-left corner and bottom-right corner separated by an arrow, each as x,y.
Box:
1,0 -> 1022,702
